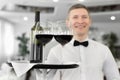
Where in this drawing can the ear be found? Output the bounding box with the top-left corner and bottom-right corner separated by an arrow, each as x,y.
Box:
88,16 -> 92,27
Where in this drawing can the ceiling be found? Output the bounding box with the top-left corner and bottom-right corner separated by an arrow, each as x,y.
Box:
0,0 -> 120,23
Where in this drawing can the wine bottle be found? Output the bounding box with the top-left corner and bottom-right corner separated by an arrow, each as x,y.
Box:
30,11 -> 43,63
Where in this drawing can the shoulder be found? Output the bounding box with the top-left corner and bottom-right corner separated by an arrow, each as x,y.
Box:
89,39 -> 109,49
89,39 -> 112,59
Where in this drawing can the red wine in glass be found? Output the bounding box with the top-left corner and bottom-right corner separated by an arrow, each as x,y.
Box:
36,34 -> 53,46
54,35 -> 73,46
30,34 -> 53,63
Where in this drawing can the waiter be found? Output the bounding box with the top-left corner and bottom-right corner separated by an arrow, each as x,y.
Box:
46,4 -> 120,80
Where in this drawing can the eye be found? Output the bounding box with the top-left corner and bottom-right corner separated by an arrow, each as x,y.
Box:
82,15 -> 88,19
73,15 -> 78,19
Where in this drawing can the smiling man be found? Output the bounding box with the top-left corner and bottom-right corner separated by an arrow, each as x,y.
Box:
46,4 -> 120,80
66,4 -> 91,42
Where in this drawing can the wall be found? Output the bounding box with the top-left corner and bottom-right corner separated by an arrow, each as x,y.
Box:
92,22 -> 120,45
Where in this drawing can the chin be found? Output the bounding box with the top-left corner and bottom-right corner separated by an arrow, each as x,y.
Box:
76,33 -> 85,36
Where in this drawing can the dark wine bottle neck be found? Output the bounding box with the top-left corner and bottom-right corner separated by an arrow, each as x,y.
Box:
35,11 -> 40,22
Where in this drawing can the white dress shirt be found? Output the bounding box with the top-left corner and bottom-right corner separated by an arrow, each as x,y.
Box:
46,38 -> 120,80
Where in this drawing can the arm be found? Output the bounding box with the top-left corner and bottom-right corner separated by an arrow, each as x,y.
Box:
103,47 -> 120,80
46,45 -> 62,80
46,47 -> 62,64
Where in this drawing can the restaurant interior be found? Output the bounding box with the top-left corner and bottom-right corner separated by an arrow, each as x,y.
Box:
0,0 -> 120,80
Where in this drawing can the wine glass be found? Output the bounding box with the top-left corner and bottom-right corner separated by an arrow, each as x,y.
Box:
35,33 -> 53,80
52,21 -> 73,46
30,20 -> 54,63
35,23 -> 54,63
54,35 -> 72,46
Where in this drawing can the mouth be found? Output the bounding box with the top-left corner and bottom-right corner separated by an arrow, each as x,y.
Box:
75,24 -> 86,29
72,22 -> 88,31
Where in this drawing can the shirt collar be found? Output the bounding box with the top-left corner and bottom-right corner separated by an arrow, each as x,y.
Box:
70,37 -> 89,45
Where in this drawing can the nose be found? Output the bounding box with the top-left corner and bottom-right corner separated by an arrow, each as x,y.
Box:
77,17 -> 84,23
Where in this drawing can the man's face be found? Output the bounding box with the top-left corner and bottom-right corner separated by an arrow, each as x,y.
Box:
66,8 -> 91,36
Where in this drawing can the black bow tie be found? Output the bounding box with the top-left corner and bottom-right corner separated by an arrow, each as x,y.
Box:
73,40 -> 89,47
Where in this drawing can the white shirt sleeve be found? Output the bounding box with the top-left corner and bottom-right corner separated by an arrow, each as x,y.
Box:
103,47 -> 120,80
46,44 -> 62,64
46,45 -> 63,80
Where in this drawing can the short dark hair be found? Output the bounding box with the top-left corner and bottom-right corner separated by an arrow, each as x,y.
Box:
68,4 -> 90,14
66,4 -> 90,20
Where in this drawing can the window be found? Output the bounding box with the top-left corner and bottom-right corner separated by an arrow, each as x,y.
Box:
0,20 -> 14,58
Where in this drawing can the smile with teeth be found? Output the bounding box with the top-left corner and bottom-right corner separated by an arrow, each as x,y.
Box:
75,25 -> 86,29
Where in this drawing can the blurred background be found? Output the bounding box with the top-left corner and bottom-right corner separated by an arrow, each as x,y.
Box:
0,0 -> 120,67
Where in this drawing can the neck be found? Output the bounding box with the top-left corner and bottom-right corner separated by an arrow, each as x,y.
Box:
73,34 -> 88,42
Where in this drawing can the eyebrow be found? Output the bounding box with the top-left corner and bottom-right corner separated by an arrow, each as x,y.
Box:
72,14 -> 89,17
